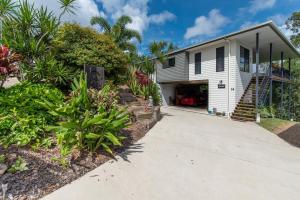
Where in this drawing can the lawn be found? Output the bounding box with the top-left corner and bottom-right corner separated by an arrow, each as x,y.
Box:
259,118 -> 296,133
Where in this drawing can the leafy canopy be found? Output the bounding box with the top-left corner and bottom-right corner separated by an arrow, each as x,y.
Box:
90,15 -> 142,53
53,23 -> 128,81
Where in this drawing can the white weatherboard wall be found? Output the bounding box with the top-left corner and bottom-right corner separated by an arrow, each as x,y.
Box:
155,39 -> 252,114
156,52 -> 188,83
188,42 -> 234,114
159,83 -> 176,105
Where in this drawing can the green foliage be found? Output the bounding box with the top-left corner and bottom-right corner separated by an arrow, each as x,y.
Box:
127,66 -> 161,106
22,55 -> 78,87
90,15 -> 142,53
8,156 -> 28,173
40,74 -> 129,155
149,41 -> 178,64
149,83 -> 161,106
0,82 -> 64,146
286,11 -> 300,48
259,118 -> 295,132
259,106 -> 276,118
1,0 -> 77,87
53,23 -> 128,81
0,155 -> 5,163
88,83 -> 119,112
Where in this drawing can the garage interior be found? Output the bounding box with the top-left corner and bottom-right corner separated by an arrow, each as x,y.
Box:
171,82 -> 208,110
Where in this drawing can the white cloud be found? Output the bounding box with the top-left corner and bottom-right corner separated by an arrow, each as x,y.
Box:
97,0 -> 176,34
240,21 -> 260,30
149,11 -> 176,25
184,9 -> 230,40
24,0 -> 105,25
268,14 -> 287,26
249,0 -> 276,13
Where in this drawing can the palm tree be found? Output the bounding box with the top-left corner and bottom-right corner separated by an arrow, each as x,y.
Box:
0,0 -> 16,42
90,15 -> 142,53
149,41 -> 178,64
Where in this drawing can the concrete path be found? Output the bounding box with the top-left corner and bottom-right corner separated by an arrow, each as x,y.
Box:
43,107 -> 300,200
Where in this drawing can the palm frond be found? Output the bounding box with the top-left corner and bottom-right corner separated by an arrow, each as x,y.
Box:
57,0 -> 77,20
122,28 -> 142,43
90,16 -> 111,33
0,0 -> 16,18
115,15 -> 132,28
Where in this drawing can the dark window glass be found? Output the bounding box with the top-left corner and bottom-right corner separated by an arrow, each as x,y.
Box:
163,57 -> 175,68
216,47 -> 225,72
168,57 -> 175,67
195,52 -> 201,74
240,46 -> 250,72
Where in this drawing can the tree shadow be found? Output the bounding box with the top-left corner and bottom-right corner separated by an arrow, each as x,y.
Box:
278,123 -> 300,148
118,143 -> 144,162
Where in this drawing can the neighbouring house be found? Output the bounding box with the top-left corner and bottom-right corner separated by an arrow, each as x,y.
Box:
153,21 -> 300,121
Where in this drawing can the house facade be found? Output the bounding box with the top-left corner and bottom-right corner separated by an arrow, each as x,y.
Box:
154,21 -> 299,120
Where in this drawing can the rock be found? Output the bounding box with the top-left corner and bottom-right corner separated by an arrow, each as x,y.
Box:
8,153 -> 17,161
0,164 -> 7,175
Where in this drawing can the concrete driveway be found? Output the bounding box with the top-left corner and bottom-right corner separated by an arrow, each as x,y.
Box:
43,107 -> 300,200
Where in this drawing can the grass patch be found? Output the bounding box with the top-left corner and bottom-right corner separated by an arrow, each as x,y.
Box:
259,118 -> 295,132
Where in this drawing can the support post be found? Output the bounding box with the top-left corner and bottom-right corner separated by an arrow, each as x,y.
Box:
280,52 -> 284,109
269,43 -> 273,108
288,58 -> 291,120
255,33 -> 259,112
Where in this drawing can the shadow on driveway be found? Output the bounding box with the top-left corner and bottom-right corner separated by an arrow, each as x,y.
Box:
278,124 -> 300,148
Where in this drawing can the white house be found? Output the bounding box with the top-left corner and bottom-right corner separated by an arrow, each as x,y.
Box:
154,21 -> 300,121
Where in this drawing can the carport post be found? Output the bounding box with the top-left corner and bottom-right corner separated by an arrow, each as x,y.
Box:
269,43 -> 273,108
280,52 -> 284,109
255,33 -> 259,116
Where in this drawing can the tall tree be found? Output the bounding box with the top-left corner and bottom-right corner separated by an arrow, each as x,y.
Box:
286,11 -> 300,120
90,15 -> 142,53
286,11 -> 300,48
149,41 -> 178,64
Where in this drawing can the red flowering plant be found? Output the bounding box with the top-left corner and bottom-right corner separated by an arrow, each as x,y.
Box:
135,71 -> 151,86
0,46 -> 21,87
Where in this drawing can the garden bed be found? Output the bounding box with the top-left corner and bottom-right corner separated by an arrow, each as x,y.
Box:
0,117 -> 157,200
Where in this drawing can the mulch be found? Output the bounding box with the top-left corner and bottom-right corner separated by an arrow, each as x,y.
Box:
0,121 -> 151,200
278,123 -> 300,148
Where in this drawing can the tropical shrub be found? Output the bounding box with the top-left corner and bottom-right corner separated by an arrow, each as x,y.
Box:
0,82 -> 64,146
88,83 -> 119,112
22,55 -> 78,88
53,23 -> 128,81
0,46 -> 21,87
127,66 -> 161,106
40,74 -> 129,155
1,0 -> 77,87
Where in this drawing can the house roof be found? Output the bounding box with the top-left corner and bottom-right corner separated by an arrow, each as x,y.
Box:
165,21 -> 300,59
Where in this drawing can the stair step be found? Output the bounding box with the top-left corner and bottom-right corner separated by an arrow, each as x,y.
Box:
237,104 -> 255,108
232,112 -> 255,119
231,116 -> 255,122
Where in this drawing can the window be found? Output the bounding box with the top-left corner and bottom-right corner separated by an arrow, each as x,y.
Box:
216,47 -> 225,72
240,46 -> 250,72
163,57 -> 175,68
195,52 -> 201,74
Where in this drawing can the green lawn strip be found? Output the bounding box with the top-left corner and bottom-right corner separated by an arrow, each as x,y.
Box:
259,118 -> 296,133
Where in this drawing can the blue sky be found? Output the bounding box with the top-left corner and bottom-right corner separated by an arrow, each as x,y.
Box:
30,0 -> 300,54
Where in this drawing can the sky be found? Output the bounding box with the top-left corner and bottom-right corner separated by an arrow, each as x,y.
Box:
28,0 -> 300,54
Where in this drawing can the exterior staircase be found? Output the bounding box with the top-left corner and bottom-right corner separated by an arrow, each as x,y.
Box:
231,77 -> 264,122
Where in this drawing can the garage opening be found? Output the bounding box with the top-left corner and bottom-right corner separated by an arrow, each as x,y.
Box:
174,83 -> 208,110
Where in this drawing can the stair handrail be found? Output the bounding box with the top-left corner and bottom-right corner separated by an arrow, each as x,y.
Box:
258,66 -> 271,108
